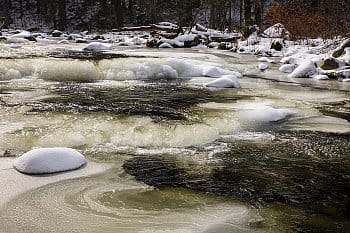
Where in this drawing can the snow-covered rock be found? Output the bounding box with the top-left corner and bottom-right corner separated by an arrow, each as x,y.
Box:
288,61 -> 318,78
262,23 -> 290,39
52,30 -> 63,37
7,38 -> 29,43
258,63 -> 269,71
14,147 -> 87,174
238,102 -> 294,123
279,64 -> 296,73
10,31 -> 31,39
313,74 -> 329,80
159,42 -> 173,48
202,66 -> 241,78
83,42 -> 112,51
205,75 -> 241,88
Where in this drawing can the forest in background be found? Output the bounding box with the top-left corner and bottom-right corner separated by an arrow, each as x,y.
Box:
0,0 -> 349,39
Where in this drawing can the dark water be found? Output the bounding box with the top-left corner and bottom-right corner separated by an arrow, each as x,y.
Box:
27,82 -> 246,121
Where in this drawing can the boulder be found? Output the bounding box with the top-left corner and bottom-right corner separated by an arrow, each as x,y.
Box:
319,57 -> 340,70
332,38 -> 350,58
14,147 -> 87,174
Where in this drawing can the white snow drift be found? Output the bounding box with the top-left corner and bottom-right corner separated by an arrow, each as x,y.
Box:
14,148 -> 87,174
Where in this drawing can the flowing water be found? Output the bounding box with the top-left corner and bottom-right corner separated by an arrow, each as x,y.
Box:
0,45 -> 350,233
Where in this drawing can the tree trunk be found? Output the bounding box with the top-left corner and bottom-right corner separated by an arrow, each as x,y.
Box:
57,0 -> 66,31
111,0 -> 123,28
254,0 -> 262,28
242,0 -> 252,38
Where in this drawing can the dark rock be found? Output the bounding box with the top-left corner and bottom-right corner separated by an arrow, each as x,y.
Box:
218,42 -> 232,50
270,40 -> 283,51
24,36 -> 37,42
92,35 -> 105,40
183,35 -> 200,48
27,27 -> 40,32
160,32 -> 177,39
52,30 -> 63,37
75,38 -> 87,43
146,38 -> 159,48
319,58 -> 340,70
0,36 -> 6,41
332,38 -> 350,58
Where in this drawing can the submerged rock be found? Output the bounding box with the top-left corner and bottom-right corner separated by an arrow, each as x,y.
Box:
14,148 -> 87,174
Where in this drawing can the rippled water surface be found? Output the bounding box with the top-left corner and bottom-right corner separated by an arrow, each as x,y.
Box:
0,47 -> 350,233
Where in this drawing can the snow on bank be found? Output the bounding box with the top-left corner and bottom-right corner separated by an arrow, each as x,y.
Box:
14,148 -> 87,174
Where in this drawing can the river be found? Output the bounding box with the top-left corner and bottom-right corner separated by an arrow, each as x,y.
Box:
0,46 -> 349,233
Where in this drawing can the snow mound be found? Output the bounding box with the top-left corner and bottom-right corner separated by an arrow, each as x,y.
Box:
205,75 -> 241,88
288,61 -> 318,78
238,102 -> 294,123
14,148 -> 87,174
83,42 -> 112,51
